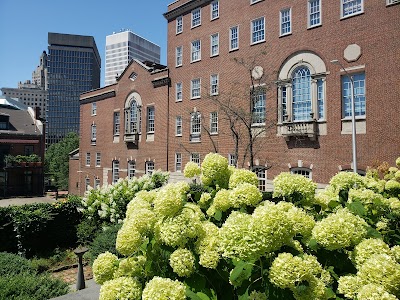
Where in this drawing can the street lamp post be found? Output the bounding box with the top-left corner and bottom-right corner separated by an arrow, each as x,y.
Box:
330,59 -> 357,173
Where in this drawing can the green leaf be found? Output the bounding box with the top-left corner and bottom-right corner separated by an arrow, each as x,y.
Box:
367,227 -> 382,239
186,289 -> 203,300
214,210 -> 222,221
346,200 -> 366,216
327,266 -> 339,281
308,238 -> 319,251
229,261 -> 253,284
325,287 -> 336,299
328,200 -> 341,209
196,292 -> 211,300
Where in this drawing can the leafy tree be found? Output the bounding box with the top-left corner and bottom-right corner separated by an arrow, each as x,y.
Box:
45,132 -> 79,190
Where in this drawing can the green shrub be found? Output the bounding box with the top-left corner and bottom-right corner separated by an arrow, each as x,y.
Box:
0,273 -> 69,300
77,218 -> 101,245
0,207 -> 18,253
0,252 -> 36,276
89,223 -> 122,265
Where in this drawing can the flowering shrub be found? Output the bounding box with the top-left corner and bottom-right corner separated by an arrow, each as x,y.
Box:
91,154 -> 400,300
183,161 -> 201,178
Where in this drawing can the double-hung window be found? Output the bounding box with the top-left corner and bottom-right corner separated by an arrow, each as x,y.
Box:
341,0 -> 363,18
342,73 -> 365,118
147,106 -> 155,133
191,8 -> 201,28
190,112 -> 201,141
210,111 -> 218,134
95,178 -> 101,189
228,154 -> 237,167
191,153 -> 201,166
280,8 -> 292,36
112,160 -> 119,183
175,153 -> 182,172
91,102 -> 97,115
308,0 -> 321,27
86,153 -> 91,166
176,116 -> 182,136
145,161 -> 154,175
113,112 -> 120,135
251,17 -> 265,44
191,40 -> 201,62
255,168 -> 266,191
85,177 -> 90,191
191,78 -> 201,99
210,33 -> 219,56
229,26 -> 239,51
176,46 -> 183,67
176,82 -> 182,101
252,88 -> 266,125
128,160 -> 135,179
210,74 -> 218,95
176,16 -> 183,34
211,1 -> 219,19
96,152 -> 101,167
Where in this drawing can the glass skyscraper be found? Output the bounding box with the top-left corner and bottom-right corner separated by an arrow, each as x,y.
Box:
46,32 -> 100,146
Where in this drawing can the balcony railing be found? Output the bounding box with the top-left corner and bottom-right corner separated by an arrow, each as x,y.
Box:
280,120 -> 318,141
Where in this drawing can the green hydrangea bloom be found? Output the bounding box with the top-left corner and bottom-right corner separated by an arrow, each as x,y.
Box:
229,168 -> 259,189
314,186 -> 339,209
184,161 -> 201,178
153,182 -> 189,217
196,221 -> 221,269
92,252 -> 119,284
357,283 -> 398,300
113,256 -> 146,279
169,248 -> 196,277
116,221 -> 144,256
329,172 -> 365,194
348,188 -> 385,206
126,197 -> 152,218
312,208 -> 368,250
99,277 -> 142,300
391,245 -> 400,263
198,192 -> 212,209
207,189 -> 231,216
125,208 -> 156,234
248,291 -> 267,300
385,180 -> 400,194
229,183 -> 262,208
396,157 -> 400,168
142,277 -> 186,300
385,197 -> 400,215
337,275 -> 362,299
272,172 -> 317,204
352,238 -> 392,267
201,153 -> 230,188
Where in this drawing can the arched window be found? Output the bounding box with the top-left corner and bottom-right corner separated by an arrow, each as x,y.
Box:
124,92 -> 142,143
292,67 -> 311,121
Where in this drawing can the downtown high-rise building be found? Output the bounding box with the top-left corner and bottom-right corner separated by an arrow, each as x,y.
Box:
105,30 -> 160,86
46,32 -> 101,146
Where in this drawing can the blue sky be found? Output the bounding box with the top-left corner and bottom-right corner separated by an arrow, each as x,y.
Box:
0,0 -> 171,89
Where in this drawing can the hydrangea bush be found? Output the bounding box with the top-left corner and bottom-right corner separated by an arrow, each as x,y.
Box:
92,153 -> 400,300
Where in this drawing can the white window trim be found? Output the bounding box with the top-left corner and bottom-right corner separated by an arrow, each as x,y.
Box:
251,17 -> 266,45
191,78 -> 201,99
308,0 -> 322,28
229,25 -> 239,51
176,116 -> 182,136
190,153 -> 201,166
176,16 -> 183,34
387,0 -> 400,6
145,161 -> 154,175
291,167 -> 312,179
96,152 -> 101,167
210,74 -> 219,96
211,0 -> 219,20
191,40 -> 201,63
279,8 -> 292,37
86,153 -> 91,166
91,102 -> 97,115
210,33 -> 219,57
250,0 -> 264,4
340,0 -> 364,19
210,111 -> 218,134
175,153 -> 182,172
176,82 -> 182,102
191,8 -> 201,28
147,106 -> 155,134
176,46 -> 183,67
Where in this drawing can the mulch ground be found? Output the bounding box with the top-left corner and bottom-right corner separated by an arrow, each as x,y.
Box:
51,264 -> 93,285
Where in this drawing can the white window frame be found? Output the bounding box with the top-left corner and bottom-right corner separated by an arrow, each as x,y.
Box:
191,40 -> 201,62
145,161 -> 154,175
176,46 -> 183,67
228,154 -> 237,167
210,33 -> 219,57
91,102 -> 97,115
176,82 -> 182,102
86,153 -> 91,166
94,177 -> 101,189
190,153 -> 201,166
210,111 -> 218,134
251,17 -> 265,44
341,0 -> 364,19
176,16 -> 183,34
176,116 -> 182,136
341,72 -> 366,118
387,0 -> 400,5
210,74 -> 219,96
190,112 -> 201,141
211,0 -> 219,20
308,0 -> 322,28
255,168 -> 266,192
229,26 -> 239,51
252,88 -> 266,125
128,160 -> 136,179
96,152 -> 101,167
112,160 -> 120,183
191,78 -> 201,99
175,153 -> 182,172
280,8 -> 292,36
191,8 -> 201,28
250,0 -> 263,4
291,168 -> 312,179
147,106 -> 155,133
124,95 -> 142,135
85,177 -> 90,191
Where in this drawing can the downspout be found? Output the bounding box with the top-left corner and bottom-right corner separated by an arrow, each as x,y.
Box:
166,68 -> 170,171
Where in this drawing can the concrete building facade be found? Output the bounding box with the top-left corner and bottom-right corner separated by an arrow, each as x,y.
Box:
105,30 -> 161,86
72,0 -> 400,195
46,32 -> 101,146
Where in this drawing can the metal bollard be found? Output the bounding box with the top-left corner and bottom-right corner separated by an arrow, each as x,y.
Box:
74,246 -> 89,290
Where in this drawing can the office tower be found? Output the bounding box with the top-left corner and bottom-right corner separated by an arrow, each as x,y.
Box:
32,51 -> 48,89
46,32 -> 101,146
105,30 -> 161,86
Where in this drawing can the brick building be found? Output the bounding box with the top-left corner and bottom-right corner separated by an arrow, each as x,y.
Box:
73,0 -> 400,195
